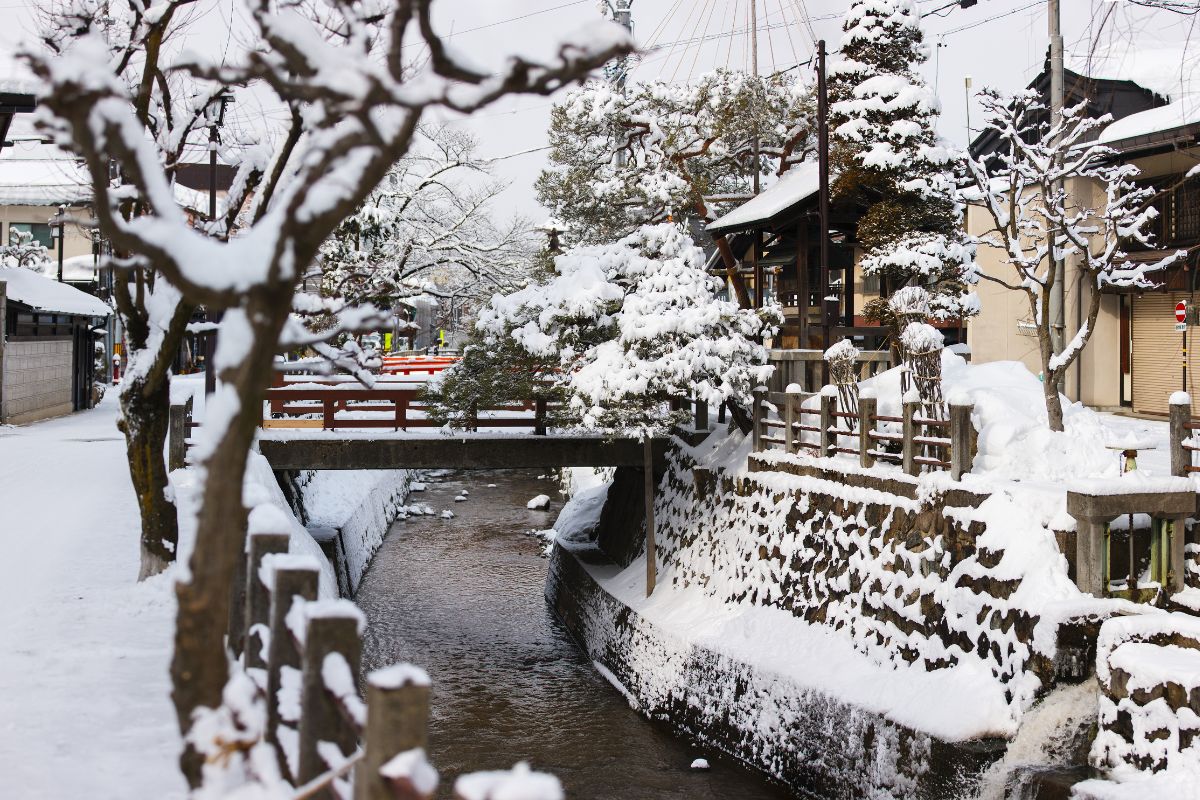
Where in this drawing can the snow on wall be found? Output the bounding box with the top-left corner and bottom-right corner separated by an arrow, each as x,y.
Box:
282,467 -> 412,596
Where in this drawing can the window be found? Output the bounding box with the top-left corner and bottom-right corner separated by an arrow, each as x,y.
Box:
1175,177 -> 1200,242
9,222 -> 54,249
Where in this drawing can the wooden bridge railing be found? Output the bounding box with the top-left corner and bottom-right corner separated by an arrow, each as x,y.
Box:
262,385 -> 554,432
752,385 -> 975,480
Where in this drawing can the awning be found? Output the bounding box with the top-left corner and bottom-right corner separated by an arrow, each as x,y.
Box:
706,162 -> 821,236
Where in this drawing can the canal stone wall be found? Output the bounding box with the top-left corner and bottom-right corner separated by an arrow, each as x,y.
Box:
548,440 -> 1139,798
276,468 -> 413,596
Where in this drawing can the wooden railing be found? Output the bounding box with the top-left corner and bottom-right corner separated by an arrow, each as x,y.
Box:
766,349 -> 894,394
752,386 -> 975,480
379,355 -> 458,377
263,384 -> 553,432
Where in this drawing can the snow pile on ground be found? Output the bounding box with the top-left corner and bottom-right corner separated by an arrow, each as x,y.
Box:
857,351 -> 1132,485
1075,613 -> 1200,799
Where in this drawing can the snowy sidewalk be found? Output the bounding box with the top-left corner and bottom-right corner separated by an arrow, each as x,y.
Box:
0,394 -> 186,799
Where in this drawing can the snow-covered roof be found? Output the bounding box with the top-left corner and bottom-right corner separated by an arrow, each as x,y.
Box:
1099,100 -> 1200,145
0,135 -> 91,206
706,161 -> 821,234
38,254 -> 102,283
0,266 -> 110,317
1068,44 -> 1200,105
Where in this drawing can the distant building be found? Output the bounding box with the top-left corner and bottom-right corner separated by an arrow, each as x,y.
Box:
0,265 -> 110,423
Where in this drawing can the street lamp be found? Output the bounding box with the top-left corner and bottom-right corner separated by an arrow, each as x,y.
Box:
48,204 -> 66,283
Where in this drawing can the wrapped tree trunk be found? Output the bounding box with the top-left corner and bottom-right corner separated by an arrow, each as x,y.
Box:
824,338 -> 861,423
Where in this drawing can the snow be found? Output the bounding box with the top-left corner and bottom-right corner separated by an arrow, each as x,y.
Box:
453,762 -> 564,800
1099,100 -> 1200,144
526,494 -> 551,510
369,663 -> 431,690
379,748 -> 439,795
706,161 -> 820,233
689,759 -> 710,770
1171,392 -> 1192,407
0,394 -> 186,799
0,265 -> 111,317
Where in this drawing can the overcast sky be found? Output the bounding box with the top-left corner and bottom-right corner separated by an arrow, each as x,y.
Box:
2,0 -> 1195,224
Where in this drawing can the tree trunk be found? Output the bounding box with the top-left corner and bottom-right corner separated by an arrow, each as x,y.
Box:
1043,371 -> 1065,432
121,376 -> 180,580
170,294 -> 290,788
714,234 -> 753,310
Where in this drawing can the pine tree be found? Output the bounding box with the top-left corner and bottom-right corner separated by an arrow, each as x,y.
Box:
828,0 -> 976,326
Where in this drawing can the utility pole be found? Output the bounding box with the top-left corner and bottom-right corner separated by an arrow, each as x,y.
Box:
817,39 -> 831,349
1048,0 -> 1066,391
604,1 -> 634,93
750,0 -> 763,308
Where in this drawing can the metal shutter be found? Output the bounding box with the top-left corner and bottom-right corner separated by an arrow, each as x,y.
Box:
1132,293 -> 1193,415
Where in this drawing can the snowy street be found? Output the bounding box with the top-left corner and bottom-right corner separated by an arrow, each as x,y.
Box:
0,394 -> 184,799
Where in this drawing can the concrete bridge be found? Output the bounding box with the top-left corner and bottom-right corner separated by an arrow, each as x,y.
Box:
257,431 -> 670,471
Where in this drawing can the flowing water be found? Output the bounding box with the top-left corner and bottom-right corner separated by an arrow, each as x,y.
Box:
355,468 -> 796,800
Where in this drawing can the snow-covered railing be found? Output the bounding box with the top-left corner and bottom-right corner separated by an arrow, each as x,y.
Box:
263,384 -> 555,434
1169,392 -> 1200,477
765,348 -> 894,394
752,386 -> 975,480
234,534 -> 560,800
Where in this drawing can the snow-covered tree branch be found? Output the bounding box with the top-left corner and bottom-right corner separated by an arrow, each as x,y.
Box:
22,0 -> 633,789
962,88 -> 1185,431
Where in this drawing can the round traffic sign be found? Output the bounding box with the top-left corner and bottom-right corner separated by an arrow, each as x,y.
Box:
1177,301 -> 1188,323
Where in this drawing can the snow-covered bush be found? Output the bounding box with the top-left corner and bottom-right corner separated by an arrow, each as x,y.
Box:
0,227 -> 51,271
472,223 -> 777,433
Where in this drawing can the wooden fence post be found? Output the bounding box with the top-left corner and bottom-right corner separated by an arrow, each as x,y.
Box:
784,384 -> 802,454
355,665 -> 432,800
534,397 -> 548,436
266,561 -> 320,781
751,386 -> 765,452
244,533 -> 290,669
902,396 -> 919,477
859,391 -> 877,469
950,400 -> 974,481
298,610 -> 363,795
694,399 -> 708,431
168,402 -> 188,471
1170,393 -> 1191,477
718,401 -> 727,424
818,387 -> 836,458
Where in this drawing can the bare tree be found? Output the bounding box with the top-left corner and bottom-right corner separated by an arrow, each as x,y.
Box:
962,89 -> 1184,431
25,0 -> 631,785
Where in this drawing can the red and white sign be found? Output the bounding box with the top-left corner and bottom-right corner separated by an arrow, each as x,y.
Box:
1177,301 -> 1188,323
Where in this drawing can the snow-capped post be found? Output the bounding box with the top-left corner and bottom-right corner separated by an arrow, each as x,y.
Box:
858,389 -> 877,469
901,393 -> 919,476
244,533 -> 290,670
168,397 -> 192,472
356,665 -> 432,800
784,383 -> 803,454
266,564 -> 320,780
819,387 -> 837,457
1170,392 -> 1193,477
643,435 -> 657,597
949,396 -> 974,481
962,88 -> 1185,431
752,387 -> 766,453
298,607 -> 363,791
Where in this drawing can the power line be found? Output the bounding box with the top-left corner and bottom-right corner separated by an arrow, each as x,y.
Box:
400,0 -> 590,49
937,0 -> 1043,37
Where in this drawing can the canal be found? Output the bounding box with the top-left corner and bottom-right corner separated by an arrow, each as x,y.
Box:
355,468 -> 796,799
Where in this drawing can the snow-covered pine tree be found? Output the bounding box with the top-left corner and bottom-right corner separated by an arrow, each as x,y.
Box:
828,0 -> 976,326
536,69 -> 815,308
0,228 -> 52,270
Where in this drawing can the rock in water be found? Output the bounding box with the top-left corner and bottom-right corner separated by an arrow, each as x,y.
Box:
526,494 -> 551,510
690,758 -> 710,770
